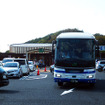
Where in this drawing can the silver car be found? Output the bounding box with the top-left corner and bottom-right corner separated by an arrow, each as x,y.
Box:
96,60 -> 105,71
28,61 -> 35,72
3,62 -> 23,78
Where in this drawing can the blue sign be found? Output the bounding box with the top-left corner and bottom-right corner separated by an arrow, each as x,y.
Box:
99,46 -> 105,51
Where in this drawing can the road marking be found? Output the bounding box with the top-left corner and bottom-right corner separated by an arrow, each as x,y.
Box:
26,74 -> 47,80
19,76 -> 29,80
19,74 -> 48,80
60,88 -> 75,96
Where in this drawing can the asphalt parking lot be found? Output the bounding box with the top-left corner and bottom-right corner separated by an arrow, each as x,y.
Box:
0,68 -> 105,105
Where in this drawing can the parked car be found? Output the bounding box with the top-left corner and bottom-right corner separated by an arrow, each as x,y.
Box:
3,62 -> 23,78
96,60 -> 105,71
14,58 -> 30,75
2,58 -> 15,65
50,64 -> 54,74
0,67 -> 9,87
28,61 -> 35,72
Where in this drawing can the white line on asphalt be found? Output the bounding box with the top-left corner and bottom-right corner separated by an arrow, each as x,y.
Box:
19,76 -> 29,80
26,74 -> 48,80
19,74 -> 48,80
60,88 -> 75,96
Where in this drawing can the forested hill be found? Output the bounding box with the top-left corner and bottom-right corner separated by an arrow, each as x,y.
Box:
25,28 -> 105,45
25,28 -> 83,43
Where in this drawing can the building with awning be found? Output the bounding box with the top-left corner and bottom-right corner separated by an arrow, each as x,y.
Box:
10,43 -> 53,66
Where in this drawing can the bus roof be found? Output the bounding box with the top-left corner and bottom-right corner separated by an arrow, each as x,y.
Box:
57,32 -> 95,39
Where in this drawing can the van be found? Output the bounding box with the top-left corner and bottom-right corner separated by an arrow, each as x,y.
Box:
14,58 -> 30,75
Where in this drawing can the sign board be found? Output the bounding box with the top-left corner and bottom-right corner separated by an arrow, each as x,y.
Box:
99,46 -> 105,51
39,48 -> 44,52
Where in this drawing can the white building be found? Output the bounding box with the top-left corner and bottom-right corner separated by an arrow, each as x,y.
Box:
10,43 -> 53,65
10,43 -> 52,54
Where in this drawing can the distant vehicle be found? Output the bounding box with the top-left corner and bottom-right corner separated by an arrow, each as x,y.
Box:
2,58 -> 15,65
50,64 -> 54,74
3,62 -> 23,78
28,61 -> 35,72
14,58 -> 30,75
96,60 -> 105,71
0,67 -> 9,87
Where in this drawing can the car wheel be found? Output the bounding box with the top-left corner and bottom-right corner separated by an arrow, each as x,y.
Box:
20,72 -> 23,77
17,74 -> 21,79
89,83 -> 95,88
98,68 -> 103,72
26,71 -> 30,76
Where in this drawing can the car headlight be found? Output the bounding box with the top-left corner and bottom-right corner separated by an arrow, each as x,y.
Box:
3,73 -> 7,79
13,70 -> 18,72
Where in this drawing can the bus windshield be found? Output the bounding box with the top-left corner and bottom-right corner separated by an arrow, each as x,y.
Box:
55,39 -> 95,67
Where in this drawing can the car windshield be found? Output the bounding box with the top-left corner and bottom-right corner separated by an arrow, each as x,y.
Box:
55,39 -> 95,67
28,62 -> 33,65
2,59 -> 13,63
100,62 -> 105,64
4,63 -> 18,67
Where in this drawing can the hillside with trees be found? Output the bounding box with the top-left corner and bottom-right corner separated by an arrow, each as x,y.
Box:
94,33 -> 105,45
25,28 -> 83,43
26,28 -> 105,45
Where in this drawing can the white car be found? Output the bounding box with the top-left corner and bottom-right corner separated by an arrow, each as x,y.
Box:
28,61 -> 35,72
14,58 -> 30,75
3,62 -> 23,78
2,58 -> 15,65
96,60 -> 105,70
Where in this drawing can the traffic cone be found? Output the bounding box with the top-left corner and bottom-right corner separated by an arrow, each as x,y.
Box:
44,66 -> 46,72
36,65 -> 38,69
37,69 -> 40,75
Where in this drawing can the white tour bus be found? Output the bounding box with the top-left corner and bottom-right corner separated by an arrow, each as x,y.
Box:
52,32 -> 99,87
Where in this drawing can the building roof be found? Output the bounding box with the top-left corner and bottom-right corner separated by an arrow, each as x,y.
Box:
57,32 -> 95,39
10,43 -> 52,47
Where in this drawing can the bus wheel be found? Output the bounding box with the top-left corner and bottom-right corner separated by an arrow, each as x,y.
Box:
58,82 -> 63,86
89,83 -> 95,87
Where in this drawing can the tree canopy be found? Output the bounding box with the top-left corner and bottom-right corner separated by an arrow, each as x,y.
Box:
25,28 -> 105,45
94,33 -> 105,45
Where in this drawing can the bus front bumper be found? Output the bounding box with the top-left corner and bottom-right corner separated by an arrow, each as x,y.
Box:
54,78 -> 96,83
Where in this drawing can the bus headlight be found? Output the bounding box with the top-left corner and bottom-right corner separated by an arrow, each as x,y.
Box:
87,75 -> 94,78
55,74 -> 62,77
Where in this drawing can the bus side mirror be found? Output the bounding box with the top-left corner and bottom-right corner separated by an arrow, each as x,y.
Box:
95,40 -> 100,58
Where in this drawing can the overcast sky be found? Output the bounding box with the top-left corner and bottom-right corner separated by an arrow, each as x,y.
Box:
0,0 -> 105,52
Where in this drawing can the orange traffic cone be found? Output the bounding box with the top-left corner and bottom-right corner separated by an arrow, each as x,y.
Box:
44,66 -> 46,72
37,69 -> 40,75
36,65 -> 38,69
